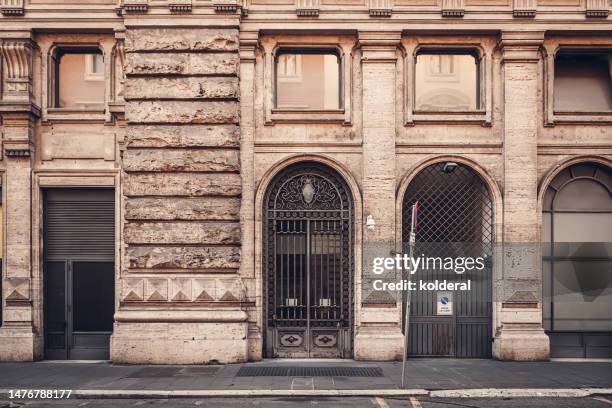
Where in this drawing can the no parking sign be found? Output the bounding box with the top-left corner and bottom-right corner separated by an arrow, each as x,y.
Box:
436,291 -> 453,315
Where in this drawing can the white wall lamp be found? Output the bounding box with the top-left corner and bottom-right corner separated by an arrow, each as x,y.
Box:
366,214 -> 376,230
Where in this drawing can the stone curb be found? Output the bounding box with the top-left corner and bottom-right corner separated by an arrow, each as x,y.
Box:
1,388 -> 611,399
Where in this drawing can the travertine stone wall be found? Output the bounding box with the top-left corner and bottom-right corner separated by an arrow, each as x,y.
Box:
111,26 -> 247,364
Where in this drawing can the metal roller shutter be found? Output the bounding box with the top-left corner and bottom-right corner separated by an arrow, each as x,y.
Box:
44,189 -> 115,260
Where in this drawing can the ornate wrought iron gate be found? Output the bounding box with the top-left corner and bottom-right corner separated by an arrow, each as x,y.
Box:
402,162 -> 493,358
264,162 -> 354,358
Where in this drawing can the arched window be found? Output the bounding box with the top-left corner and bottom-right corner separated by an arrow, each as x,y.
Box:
542,162 -> 612,358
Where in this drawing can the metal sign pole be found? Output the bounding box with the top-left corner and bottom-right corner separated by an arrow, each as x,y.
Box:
401,202 -> 418,389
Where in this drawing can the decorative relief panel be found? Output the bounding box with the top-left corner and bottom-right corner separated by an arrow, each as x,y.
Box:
1,0 -> 24,15
123,0 -> 148,12
213,0 -> 238,12
296,0 -> 319,16
0,40 -> 33,100
146,278 -> 168,302
313,332 -> 337,347
441,0 -> 464,16
122,278 -> 145,302
586,0 -> 608,17
171,278 -> 192,301
122,277 -> 244,304
369,0 -> 392,16
280,333 -> 304,347
5,277 -> 30,304
169,0 -> 193,12
513,0 -> 536,17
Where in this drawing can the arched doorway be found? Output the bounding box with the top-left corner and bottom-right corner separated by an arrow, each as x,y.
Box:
542,161 -> 612,358
263,162 -> 354,358
402,161 -> 494,358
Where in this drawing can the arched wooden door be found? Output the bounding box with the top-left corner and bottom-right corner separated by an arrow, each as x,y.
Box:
263,162 -> 354,358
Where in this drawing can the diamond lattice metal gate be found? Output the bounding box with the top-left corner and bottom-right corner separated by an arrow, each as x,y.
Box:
402,162 -> 493,358
264,162 -> 354,358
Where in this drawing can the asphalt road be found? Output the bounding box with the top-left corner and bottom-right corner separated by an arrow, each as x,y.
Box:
2,397 -> 612,408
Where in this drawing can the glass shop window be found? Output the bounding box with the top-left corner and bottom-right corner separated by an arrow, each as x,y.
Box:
415,51 -> 480,111
554,52 -> 612,112
275,50 -> 341,110
55,50 -> 105,109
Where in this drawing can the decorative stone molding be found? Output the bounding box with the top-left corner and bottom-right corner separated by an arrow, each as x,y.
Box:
586,0 -> 608,17
213,0 -> 238,12
441,0 -> 464,17
369,0 -> 392,17
296,0 -> 319,16
0,40 -> 33,101
1,0 -> 24,16
169,0 -> 192,12
498,31 -> 544,63
4,278 -> 31,306
513,0 -> 536,17
121,277 -> 246,305
123,0 -> 149,13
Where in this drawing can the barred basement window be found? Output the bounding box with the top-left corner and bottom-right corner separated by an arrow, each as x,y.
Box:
275,49 -> 341,110
53,49 -> 105,109
415,50 -> 480,111
554,51 -> 612,112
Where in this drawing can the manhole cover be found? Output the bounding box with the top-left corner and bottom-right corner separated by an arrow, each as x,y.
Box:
236,366 -> 383,377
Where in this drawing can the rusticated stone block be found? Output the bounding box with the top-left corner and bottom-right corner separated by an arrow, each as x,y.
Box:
127,246 -> 240,269
124,221 -> 240,245
127,101 -> 239,124
126,53 -> 239,76
123,173 -> 241,197
123,149 -> 239,172
125,77 -> 239,100
126,28 -> 238,52
126,125 -> 239,148
125,197 -> 240,220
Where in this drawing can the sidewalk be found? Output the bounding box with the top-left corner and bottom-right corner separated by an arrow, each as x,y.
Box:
0,359 -> 611,398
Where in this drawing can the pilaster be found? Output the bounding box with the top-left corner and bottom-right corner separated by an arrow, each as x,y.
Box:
239,30 -> 261,361
493,31 -> 549,361
0,32 -> 40,361
354,31 -> 403,361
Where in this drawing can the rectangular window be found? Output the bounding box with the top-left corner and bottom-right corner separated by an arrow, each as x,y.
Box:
554,52 -> 612,112
415,51 -> 480,111
55,50 -> 105,109
275,50 -> 341,110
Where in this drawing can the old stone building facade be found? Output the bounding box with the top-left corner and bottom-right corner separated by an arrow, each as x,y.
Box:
0,0 -> 611,363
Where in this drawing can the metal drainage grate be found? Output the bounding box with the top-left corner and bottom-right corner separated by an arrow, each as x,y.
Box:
236,366 -> 383,377
126,366 -> 221,378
